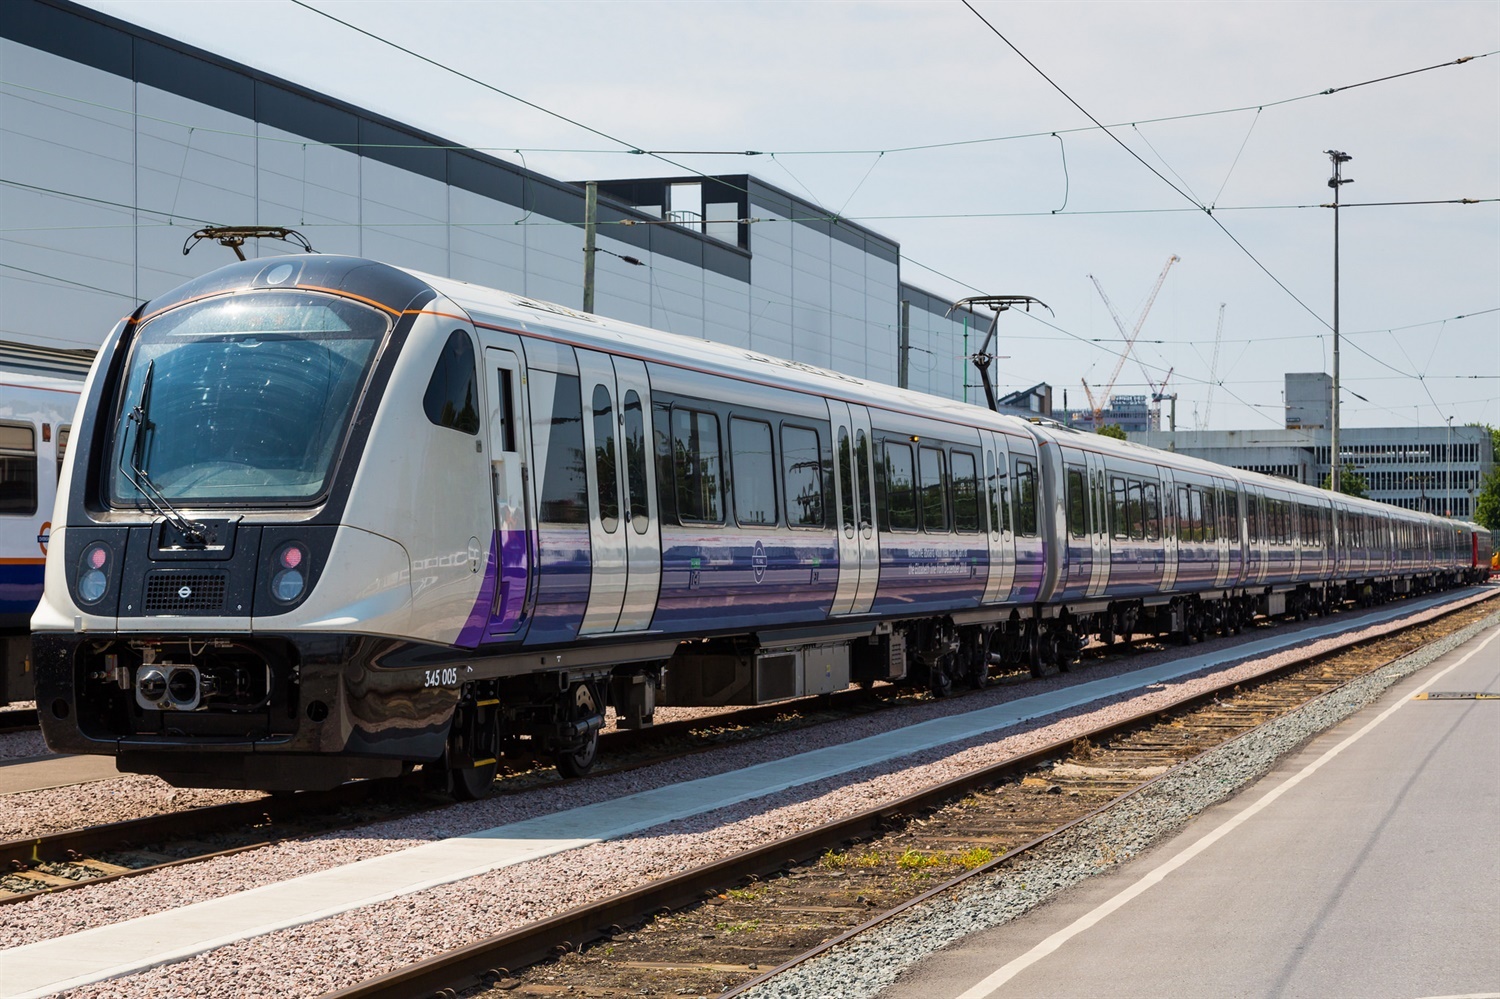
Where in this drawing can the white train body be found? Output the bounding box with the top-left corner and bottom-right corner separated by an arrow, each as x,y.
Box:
32,256 -> 1491,791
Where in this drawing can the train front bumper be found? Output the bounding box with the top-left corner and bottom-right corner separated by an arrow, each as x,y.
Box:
32,630 -> 460,790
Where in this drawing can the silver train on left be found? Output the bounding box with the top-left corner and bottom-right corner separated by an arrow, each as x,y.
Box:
0,344 -> 84,706
32,255 -> 1492,796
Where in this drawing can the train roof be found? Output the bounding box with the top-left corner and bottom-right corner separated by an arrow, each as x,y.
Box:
413,266 -> 1484,534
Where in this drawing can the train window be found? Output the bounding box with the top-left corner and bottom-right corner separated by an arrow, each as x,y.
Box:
1225,489 -> 1239,540
782,425 -> 824,528
1014,459 -> 1038,537
1065,467 -> 1087,539
56,425 -> 70,481
1176,486 -> 1190,542
0,423 -> 38,515
1193,489 -> 1208,542
1246,494 -> 1259,542
494,368 -> 517,452
952,451 -> 980,534
622,392 -> 649,534
1204,490 -> 1218,542
1143,482 -> 1161,541
1127,480 -> 1145,541
882,441 -> 917,532
731,418 -> 776,527
672,408 -> 723,525
837,428 -> 855,535
919,447 -> 949,533
990,451 -> 1011,535
1111,476 -> 1128,540
423,330 -> 481,435
535,373 -> 587,524
591,385 -> 620,533
852,429 -> 876,522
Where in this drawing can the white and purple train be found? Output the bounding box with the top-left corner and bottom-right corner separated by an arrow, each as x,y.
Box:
33,255 -> 1492,796
1,346 -> 83,706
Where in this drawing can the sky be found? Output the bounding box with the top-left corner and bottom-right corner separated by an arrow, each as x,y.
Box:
80,0 -> 1500,433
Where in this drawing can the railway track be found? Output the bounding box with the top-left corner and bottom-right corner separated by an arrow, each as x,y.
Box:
317,590 -> 1499,999
0,707 -> 38,736
0,609 -> 1221,900
0,590 -> 1487,910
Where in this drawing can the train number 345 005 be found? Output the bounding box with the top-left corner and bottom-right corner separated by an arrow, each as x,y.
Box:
423,668 -> 459,688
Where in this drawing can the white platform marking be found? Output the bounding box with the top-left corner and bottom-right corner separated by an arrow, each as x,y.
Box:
954,619 -> 1500,999
0,590 -> 1480,998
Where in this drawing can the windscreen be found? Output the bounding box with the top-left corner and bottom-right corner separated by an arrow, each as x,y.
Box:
109,291 -> 388,506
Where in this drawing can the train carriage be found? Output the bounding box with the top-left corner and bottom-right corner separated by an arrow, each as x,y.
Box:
31,255 -> 1491,794
1,346 -> 84,705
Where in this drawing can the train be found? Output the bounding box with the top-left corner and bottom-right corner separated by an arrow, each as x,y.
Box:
1,344 -> 85,706
31,254 -> 1492,797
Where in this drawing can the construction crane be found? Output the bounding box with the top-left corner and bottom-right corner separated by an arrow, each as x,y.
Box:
1149,366 -> 1176,431
1083,254 -> 1180,427
1202,303 -> 1227,429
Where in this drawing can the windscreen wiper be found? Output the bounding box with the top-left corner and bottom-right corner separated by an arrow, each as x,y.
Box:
118,359 -> 209,547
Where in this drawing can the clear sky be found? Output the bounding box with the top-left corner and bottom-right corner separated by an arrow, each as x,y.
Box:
80,0 -> 1500,433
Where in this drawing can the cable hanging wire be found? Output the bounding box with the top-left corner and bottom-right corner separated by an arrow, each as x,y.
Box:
4,44 -> 1494,162
959,0 -> 1337,334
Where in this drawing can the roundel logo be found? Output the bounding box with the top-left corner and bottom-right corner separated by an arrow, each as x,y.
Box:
37,521 -> 50,556
751,539 -> 768,584
178,585 -> 193,600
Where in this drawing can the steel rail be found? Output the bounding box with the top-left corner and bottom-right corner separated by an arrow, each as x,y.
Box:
320,587 -> 1498,999
0,707 -> 39,735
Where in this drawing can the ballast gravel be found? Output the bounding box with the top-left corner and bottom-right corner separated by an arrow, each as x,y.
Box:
1,589 -> 1492,998
743,605 -> 1500,999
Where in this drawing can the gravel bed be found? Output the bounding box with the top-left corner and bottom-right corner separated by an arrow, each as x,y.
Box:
6,590 -> 1485,997
744,605 -> 1500,999
4,590 -> 1487,837
0,728 -> 48,762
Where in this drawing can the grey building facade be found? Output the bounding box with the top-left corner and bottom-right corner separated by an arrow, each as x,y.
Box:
1,0 -> 986,405
1133,423 -> 1492,519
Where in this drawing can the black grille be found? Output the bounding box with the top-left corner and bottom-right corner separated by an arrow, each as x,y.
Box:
144,572 -> 228,613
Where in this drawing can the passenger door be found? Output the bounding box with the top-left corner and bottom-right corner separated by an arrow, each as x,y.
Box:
484,344 -> 536,635
1215,481 -> 1233,587
828,400 -> 879,616
1159,466 -> 1178,593
611,357 -> 662,631
982,432 -> 1016,604
1085,449 -> 1111,598
576,350 -> 662,634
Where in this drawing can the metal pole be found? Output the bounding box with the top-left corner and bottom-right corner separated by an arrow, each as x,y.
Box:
961,314 -> 970,404
1446,416 -> 1453,516
582,181 -> 598,313
898,300 -> 910,390
1326,150 -> 1352,493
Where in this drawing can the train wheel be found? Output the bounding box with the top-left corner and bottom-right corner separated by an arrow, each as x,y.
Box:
452,759 -> 498,800
1026,620 -> 1045,678
929,661 -> 954,698
554,680 -> 604,779
964,642 -> 989,690
555,728 -> 599,779
1048,627 -> 1068,672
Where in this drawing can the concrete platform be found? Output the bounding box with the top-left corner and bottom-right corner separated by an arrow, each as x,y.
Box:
0,754 -> 120,796
884,616 -> 1500,999
1,587 -> 1491,998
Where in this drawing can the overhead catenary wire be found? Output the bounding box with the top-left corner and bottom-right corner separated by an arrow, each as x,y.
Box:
4,9 -> 1493,430
4,45 -> 1492,161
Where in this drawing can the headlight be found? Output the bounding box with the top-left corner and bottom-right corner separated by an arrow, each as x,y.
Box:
271,543 -> 308,603
77,543 -> 111,604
